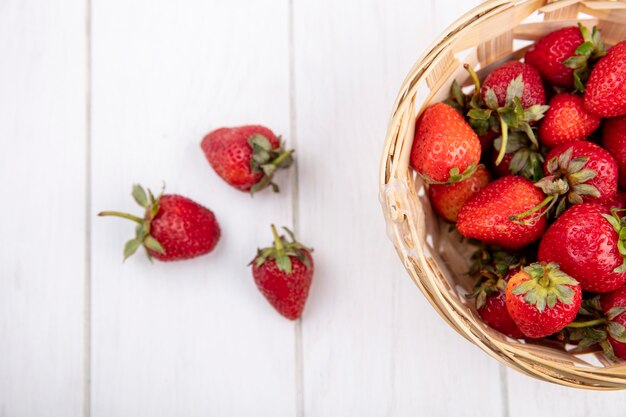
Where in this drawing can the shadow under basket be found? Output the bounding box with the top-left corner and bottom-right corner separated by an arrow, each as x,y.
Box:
380,0 -> 626,389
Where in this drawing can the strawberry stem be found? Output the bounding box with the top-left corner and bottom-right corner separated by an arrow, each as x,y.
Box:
98,211 -> 144,223
271,149 -> 295,167
567,318 -> 607,328
464,63 -> 481,92
494,117 -> 508,166
509,194 -> 555,224
271,224 -> 284,251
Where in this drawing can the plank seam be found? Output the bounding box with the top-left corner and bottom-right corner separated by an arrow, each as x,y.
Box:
83,0 -> 93,415
288,0 -> 304,415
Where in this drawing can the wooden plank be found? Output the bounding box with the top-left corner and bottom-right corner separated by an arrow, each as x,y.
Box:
90,1 -> 296,416
0,1 -> 87,416
507,371 -> 626,417
294,0 -> 504,415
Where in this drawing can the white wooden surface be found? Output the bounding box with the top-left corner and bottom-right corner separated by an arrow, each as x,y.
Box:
2,0 -> 626,416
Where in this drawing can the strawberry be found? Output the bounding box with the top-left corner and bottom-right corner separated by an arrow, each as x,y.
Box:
428,164 -> 490,222
469,247 -> 525,338
201,125 -> 294,194
480,61 -> 545,109
469,62 -> 548,166
585,41 -> 626,117
251,225 -> 313,320
505,262 -> 581,338
457,176 -> 547,249
492,131 -> 545,181
410,103 -> 481,184
534,142 -> 618,217
564,291 -> 626,361
606,190 -> 626,211
524,24 -> 605,90
98,184 -> 220,261
538,93 -> 600,148
600,287 -> 626,359
602,116 -> 626,189
538,204 -> 626,293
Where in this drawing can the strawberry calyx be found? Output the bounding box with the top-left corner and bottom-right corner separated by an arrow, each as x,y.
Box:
601,208 -> 626,273
251,225 -> 312,274
468,245 -> 522,309
98,184 -> 166,261
535,146 -> 600,216
493,131 -> 545,181
563,23 -> 606,93
248,134 -> 294,194
420,163 -> 478,185
565,295 -> 626,361
512,262 -> 579,312
467,74 -> 549,166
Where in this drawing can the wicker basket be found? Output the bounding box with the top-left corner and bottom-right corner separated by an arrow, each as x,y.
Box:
380,0 -> 626,389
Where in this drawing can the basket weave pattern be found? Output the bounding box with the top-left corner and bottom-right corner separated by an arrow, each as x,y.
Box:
380,0 -> 626,389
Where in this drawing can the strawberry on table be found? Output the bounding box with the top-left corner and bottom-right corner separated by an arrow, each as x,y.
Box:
538,93 -> 600,148
99,184 -> 220,261
602,116 -> 626,189
201,125 -> 294,194
410,102 -> 481,184
524,24 -> 605,90
457,176 -> 547,249
585,41 -> 626,117
251,225 -> 314,320
428,164 -> 491,222
538,203 -> 626,293
505,262 -> 581,338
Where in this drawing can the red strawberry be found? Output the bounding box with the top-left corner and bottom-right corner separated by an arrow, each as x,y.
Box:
539,93 -> 600,148
251,225 -> 314,320
428,165 -> 490,222
505,262 -> 581,338
201,125 -> 294,194
470,249 -> 525,339
602,116 -> 626,189
535,142 -> 618,216
481,61 -> 545,109
538,203 -> 626,293
606,190 -> 626,211
600,287 -> 626,359
457,176 -> 547,249
471,62 -> 548,166
99,184 -> 220,261
585,41 -> 626,117
525,26 -> 584,88
410,103 -> 481,184
525,24 -> 605,91
492,131 -> 545,181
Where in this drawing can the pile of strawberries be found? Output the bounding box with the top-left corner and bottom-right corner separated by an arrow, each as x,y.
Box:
411,24 -> 626,360
99,125 -> 313,321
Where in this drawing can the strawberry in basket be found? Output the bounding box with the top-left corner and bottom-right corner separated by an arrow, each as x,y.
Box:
584,41 -> 626,118
525,24 -> 605,91
563,289 -> 626,361
505,262 -> 581,338
602,116 -> 626,189
538,204 -> 626,293
410,102 -> 481,184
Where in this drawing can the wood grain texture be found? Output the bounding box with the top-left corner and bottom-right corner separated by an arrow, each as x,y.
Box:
293,0 -> 504,416
90,1 -> 296,416
0,1 -> 87,416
